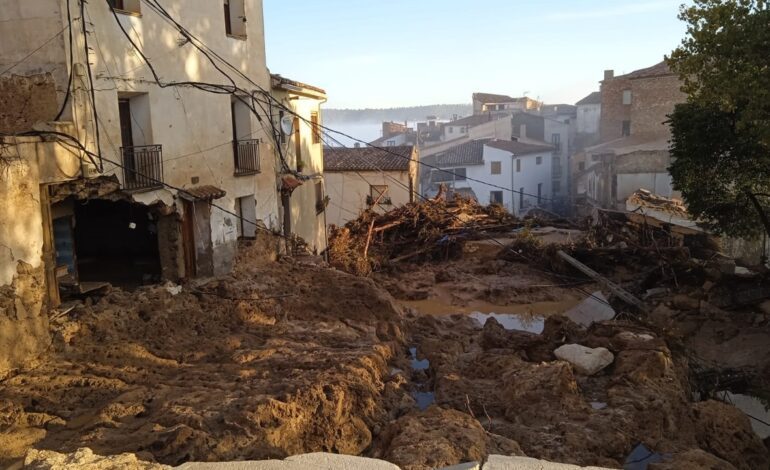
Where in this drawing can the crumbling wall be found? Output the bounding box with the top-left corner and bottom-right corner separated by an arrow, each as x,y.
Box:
0,74 -> 59,134
0,158 -> 50,377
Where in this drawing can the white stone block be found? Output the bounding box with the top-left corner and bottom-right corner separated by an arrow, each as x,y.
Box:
483,455 -> 617,469
554,344 -> 614,376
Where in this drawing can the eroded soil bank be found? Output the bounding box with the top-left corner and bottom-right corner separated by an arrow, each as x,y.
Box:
2,236 -> 769,470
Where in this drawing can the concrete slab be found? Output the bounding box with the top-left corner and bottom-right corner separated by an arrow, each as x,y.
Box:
564,292 -> 615,327
175,453 -> 400,470
483,455 -> 617,470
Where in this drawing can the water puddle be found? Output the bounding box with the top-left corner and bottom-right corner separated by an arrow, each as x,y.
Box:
408,346 -> 435,410
719,391 -> 770,439
469,312 -> 545,334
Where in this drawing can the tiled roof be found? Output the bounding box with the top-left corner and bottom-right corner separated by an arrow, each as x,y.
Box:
184,185 -> 226,201
617,61 -> 674,80
576,91 -> 602,105
472,92 -> 524,104
540,104 -> 577,117
485,139 -> 554,155
444,113 -> 505,128
271,74 -> 326,95
324,145 -> 414,172
423,139 -> 491,167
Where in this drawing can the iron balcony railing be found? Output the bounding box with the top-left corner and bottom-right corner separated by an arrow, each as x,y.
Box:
234,139 -> 261,175
121,145 -> 163,191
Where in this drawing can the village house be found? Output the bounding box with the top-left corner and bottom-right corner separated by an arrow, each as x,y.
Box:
0,0 -> 313,373
270,75 -> 329,254
323,145 -> 418,227
421,139 -> 553,217
511,112 -> 572,212
574,91 -> 602,151
472,92 -> 541,116
370,122 -> 417,147
572,61 -> 685,213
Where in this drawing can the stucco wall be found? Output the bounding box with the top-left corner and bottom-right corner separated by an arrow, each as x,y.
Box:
0,147 -> 50,376
577,103 -> 601,135
325,171 -> 412,227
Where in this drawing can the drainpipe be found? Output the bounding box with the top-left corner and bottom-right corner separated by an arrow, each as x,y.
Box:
511,153 -> 516,216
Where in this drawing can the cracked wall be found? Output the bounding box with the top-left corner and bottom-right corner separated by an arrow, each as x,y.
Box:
0,157 -> 50,377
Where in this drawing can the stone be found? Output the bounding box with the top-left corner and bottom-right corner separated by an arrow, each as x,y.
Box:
717,258 -> 736,275
24,448 -> 169,469
176,454 -> 400,470
564,292 -> 615,328
554,344 -> 614,376
483,455 -> 615,469
759,300 -> 770,316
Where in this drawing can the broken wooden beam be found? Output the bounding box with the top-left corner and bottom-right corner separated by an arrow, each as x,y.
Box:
557,250 -> 648,312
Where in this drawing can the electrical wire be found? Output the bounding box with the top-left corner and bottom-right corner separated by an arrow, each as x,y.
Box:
0,24 -> 71,76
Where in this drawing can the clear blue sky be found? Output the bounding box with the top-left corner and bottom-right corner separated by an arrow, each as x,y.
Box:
264,0 -> 689,109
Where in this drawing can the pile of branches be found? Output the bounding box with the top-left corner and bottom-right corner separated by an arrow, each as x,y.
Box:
328,196 -> 520,276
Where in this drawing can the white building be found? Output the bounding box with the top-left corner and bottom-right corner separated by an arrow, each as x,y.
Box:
472,93 -> 541,116
576,92 -> 602,135
422,139 -> 553,217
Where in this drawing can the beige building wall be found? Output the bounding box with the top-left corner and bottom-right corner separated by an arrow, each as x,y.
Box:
325,171 -> 414,227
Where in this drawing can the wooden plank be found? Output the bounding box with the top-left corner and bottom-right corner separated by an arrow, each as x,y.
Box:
557,250 -> 648,312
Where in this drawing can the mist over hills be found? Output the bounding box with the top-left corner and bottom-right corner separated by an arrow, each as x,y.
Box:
324,104 -> 473,124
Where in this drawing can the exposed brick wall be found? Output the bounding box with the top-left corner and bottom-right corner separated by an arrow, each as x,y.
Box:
0,74 -> 59,134
630,75 -> 686,136
599,77 -> 632,142
600,73 -> 686,142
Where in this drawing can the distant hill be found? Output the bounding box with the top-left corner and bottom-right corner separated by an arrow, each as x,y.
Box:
325,104 -> 473,124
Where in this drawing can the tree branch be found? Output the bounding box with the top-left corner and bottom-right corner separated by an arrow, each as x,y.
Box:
747,192 -> 770,239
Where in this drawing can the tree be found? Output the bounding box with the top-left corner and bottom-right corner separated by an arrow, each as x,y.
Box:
666,0 -> 770,238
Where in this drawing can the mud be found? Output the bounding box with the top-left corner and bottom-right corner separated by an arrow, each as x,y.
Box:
0,243 -> 409,467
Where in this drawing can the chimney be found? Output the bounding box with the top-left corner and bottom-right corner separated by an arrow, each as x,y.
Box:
354,142 -> 361,148
604,70 -> 615,81
519,124 -> 527,138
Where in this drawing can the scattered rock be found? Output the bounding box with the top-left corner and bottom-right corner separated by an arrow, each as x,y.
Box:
554,345 -> 614,376
564,292 -> 615,328
672,294 -> 700,311
648,449 -> 736,470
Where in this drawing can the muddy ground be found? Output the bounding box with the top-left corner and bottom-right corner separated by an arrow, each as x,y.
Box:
1,236 -> 770,469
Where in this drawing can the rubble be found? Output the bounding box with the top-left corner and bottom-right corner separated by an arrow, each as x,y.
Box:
553,345 -> 614,376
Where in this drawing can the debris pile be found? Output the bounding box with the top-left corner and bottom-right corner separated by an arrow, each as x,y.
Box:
328,196 -> 521,275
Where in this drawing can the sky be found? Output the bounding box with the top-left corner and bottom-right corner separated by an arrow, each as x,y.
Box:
264,0 -> 690,109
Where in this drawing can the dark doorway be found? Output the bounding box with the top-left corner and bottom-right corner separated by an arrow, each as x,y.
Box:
73,199 -> 161,289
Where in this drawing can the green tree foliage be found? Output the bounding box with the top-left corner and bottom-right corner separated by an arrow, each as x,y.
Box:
666,0 -> 770,238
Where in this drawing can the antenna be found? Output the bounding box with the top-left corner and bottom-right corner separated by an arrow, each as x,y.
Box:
280,115 -> 294,135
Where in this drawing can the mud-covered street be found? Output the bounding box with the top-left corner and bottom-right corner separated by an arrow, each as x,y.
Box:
2,201 -> 770,469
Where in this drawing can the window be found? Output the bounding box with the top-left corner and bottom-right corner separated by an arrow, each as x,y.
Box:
449,127 -> 454,134
622,120 -> 631,136
537,183 -> 543,204
452,168 -> 467,181
460,127 -> 466,134
108,0 -> 140,14
311,112 -> 321,145
578,161 -> 586,171
536,156 -> 543,165
369,185 -> 392,206
552,156 -> 562,177
293,116 -> 302,165
490,161 -> 502,175
224,0 -> 246,37
236,196 -> 257,239
386,140 -> 396,147
551,133 -> 561,151
490,191 -> 504,205
622,89 -> 632,105
553,180 -> 561,193
315,182 -> 325,214
516,159 -> 521,172
519,188 -> 524,209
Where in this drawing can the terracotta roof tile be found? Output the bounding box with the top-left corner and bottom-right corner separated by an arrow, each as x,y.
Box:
324,145 -> 414,172
576,91 -> 602,105
445,113 -> 507,128
184,185 -> 226,201
485,139 -> 554,155
423,139 -> 492,167
617,61 -> 674,80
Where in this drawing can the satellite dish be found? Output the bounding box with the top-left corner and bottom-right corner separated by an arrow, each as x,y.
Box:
280,115 -> 294,135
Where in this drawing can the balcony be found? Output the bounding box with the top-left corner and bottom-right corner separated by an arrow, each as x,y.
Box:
234,139 -> 260,175
121,145 -> 163,191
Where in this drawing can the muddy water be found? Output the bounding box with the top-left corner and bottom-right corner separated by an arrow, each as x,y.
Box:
401,298 -> 580,317
469,312 -> 544,334
409,347 -> 435,410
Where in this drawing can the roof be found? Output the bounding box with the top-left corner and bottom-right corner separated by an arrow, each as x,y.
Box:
485,139 -> 554,155
444,113 -> 505,128
540,104 -> 577,117
423,139 -> 491,167
576,91 -> 602,106
586,134 -> 670,156
324,145 -> 414,172
271,74 -> 326,96
184,185 -> 226,201
472,92 -> 526,104
617,61 -> 674,80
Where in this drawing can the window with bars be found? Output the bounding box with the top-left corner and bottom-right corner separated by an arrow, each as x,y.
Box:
311,112 -> 321,145
490,161 -> 502,175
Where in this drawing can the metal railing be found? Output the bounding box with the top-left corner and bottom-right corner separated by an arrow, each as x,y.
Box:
234,139 -> 260,175
121,145 -> 163,191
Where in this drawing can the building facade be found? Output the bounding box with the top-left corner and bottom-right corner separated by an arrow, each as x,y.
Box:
0,0 -> 303,373
323,145 -> 418,227
472,92 -> 541,116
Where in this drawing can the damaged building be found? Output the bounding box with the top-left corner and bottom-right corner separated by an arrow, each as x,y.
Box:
0,0 -> 327,374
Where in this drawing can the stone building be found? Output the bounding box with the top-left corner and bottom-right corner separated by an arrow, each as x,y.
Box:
0,0 -> 323,374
